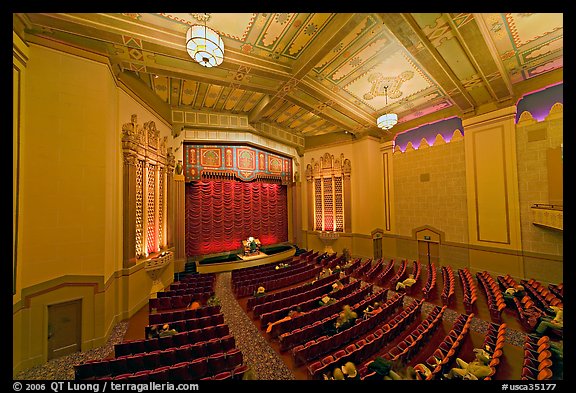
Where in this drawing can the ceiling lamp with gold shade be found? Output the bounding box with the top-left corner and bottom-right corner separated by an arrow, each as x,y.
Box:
186,13 -> 224,68
377,86 -> 398,130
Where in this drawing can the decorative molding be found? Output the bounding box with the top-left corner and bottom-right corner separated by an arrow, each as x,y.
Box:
394,129 -> 464,154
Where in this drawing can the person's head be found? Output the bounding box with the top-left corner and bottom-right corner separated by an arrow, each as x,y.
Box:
473,348 -> 491,363
162,324 -> 170,331
373,302 -> 381,308
515,285 -> 524,291
335,265 -> 341,270
408,274 -> 414,279
342,362 -> 357,377
332,283 -> 339,290
257,286 -> 265,294
333,368 -> 345,380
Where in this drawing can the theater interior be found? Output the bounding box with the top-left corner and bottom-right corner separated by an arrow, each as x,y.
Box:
13,13 -> 563,382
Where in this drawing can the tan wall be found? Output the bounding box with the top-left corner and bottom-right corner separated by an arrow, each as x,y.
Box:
13,42 -> 174,377
393,135 -> 468,244
516,112 -> 563,257
20,44 -> 120,287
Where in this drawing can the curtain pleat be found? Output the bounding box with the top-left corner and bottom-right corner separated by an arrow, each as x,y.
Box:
185,180 -> 288,256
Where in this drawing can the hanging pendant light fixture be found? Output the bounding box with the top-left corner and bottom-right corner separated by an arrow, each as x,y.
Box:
377,86 -> 398,130
186,13 -> 224,68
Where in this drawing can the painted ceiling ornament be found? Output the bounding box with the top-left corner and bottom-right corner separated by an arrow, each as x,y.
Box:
191,13 -> 210,23
363,71 -> 414,100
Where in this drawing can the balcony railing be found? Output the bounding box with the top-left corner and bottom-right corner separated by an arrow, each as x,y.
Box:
531,204 -> 563,231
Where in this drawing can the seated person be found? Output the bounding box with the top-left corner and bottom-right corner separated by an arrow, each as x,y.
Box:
332,368 -> 345,380
341,362 -> 360,380
318,295 -> 336,307
535,305 -> 563,335
444,347 -> 492,380
158,323 -> 178,337
332,265 -> 342,276
187,299 -> 201,310
334,305 -> 357,332
396,274 -> 417,291
147,325 -> 160,339
265,307 -> 303,334
503,284 -> 526,305
362,301 -> 382,319
331,280 -> 344,293
253,286 -> 266,298
409,363 -> 433,380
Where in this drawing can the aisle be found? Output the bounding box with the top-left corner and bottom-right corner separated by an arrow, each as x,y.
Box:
214,271 -> 295,380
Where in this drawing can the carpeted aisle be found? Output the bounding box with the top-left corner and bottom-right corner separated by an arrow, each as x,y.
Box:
214,271 -> 295,380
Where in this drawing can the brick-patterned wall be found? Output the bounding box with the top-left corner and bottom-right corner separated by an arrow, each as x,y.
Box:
516,117 -> 563,257
393,139 -> 468,244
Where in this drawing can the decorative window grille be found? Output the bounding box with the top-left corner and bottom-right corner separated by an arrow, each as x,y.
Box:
309,153 -> 350,233
135,159 -> 144,258
158,166 -> 164,248
147,163 -> 156,254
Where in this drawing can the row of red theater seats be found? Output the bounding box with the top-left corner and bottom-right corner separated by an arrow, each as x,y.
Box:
252,278 -> 341,319
388,259 -> 408,290
231,258 -> 308,282
76,335 -> 240,380
308,297 -> 421,380
232,260 -> 312,289
176,273 -> 216,283
149,305 -> 221,325
297,293 -> 406,371
149,291 -> 215,313
423,313 -> 474,380
372,259 -> 395,287
482,322 -> 507,380
267,280 -> 365,338
422,261 -> 437,299
91,349 -> 245,381
170,278 -> 215,291
363,258 -> 386,283
521,335 -> 554,380
351,258 -> 373,279
477,271 -> 506,322
115,324 -> 231,357
247,273 -> 336,311
383,304 -> 446,364
295,291 -> 405,368
522,278 -> 563,310
356,303 -> 445,380
234,266 -> 322,298
278,288 -> 389,352
440,265 -> 456,305
145,314 -> 225,338
259,278 -> 357,328
458,268 -> 478,313
230,249 -> 315,278
157,286 -> 215,298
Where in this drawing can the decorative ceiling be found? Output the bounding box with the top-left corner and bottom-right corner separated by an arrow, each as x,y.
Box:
16,12 -> 563,143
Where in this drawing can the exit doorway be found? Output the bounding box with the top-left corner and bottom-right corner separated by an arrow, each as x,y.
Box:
418,239 -> 439,265
47,299 -> 82,361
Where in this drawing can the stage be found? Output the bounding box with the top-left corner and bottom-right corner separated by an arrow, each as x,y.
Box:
195,246 -> 296,274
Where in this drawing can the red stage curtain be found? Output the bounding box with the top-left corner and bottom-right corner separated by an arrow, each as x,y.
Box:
185,180 -> 288,256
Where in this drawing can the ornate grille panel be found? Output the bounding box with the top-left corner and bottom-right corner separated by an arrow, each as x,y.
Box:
323,177 -> 333,231
158,166 -> 164,247
314,178 -> 323,231
147,163 -> 156,254
334,176 -> 343,232
135,159 -> 144,257
308,153 -> 350,234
